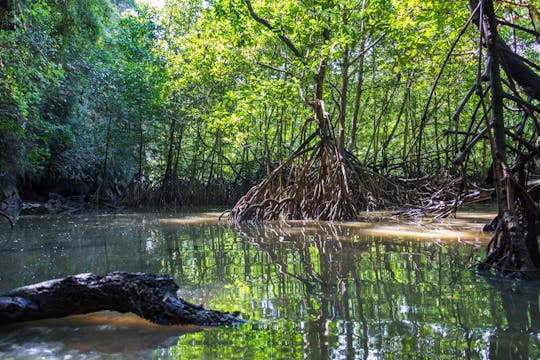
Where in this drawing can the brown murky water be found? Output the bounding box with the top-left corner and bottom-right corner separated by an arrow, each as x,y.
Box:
1,208 -> 539,359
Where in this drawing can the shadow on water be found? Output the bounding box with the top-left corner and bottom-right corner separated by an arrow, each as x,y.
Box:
482,277 -> 540,360
1,212 -> 539,358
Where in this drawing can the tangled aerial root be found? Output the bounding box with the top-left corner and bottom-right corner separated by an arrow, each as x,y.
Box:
225,134 -> 408,224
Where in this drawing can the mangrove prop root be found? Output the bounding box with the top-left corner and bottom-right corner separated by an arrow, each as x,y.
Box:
226,138 -> 407,223
0,272 -> 244,326
479,209 -> 540,279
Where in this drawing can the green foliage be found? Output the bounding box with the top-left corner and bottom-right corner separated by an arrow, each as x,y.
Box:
0,0 -> 164,193
1,0 -> 538,200
0,1 -> 62,179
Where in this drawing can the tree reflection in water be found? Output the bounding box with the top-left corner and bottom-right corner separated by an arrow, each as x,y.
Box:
485,279 -> 540,360
159,220 -> 539,359
2,214 -> 540,359
238,223 -> 368,359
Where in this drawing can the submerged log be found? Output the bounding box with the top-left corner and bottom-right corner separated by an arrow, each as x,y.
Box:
0,272 -> 244,326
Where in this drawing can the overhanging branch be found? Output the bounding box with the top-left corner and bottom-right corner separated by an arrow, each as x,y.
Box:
244,0 -> 303,59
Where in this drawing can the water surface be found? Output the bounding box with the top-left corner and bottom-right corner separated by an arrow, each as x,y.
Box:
1,210 -> 539,359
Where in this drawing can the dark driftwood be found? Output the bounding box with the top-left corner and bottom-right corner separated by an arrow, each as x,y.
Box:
0,272 -> 243,326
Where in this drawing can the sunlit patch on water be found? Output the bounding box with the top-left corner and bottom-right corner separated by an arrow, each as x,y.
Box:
158,216 -> 221,225
354,224 -> 489,245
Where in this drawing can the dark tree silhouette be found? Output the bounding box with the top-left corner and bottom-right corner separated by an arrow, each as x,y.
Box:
455,0 -> 540,278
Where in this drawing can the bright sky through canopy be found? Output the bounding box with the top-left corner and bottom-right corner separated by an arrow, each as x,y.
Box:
138,0 -> 165,9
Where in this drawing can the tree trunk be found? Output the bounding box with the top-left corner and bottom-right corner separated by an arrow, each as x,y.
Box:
0,272 -> 243,326
162,116 -> 177,190
228,1 -> 406,223
337,10 -> 350,154
347,26 -> 366,153
98,114 -> 113,202
137,106 -> 144,178
468,0 -> 540,277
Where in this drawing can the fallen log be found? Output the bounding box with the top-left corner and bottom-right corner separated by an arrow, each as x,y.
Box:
0,272 -> 244,326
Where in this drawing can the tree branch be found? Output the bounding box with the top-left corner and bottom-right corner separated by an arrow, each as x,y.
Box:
244,0 -> 303,59
497,19 -> 540,40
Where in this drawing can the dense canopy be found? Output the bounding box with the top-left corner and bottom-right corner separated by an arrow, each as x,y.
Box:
0,0 -> 520,202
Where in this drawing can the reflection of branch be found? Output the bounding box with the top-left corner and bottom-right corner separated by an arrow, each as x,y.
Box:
0,210 -> 13,229
237,225 -> 322,286
267,251 -> 320,287
236,222 -> 352,291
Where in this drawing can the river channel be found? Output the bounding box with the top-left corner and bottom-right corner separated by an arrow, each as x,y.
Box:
1,209 -> 539,359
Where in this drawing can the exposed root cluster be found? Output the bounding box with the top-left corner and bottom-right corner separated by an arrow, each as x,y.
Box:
478,200 -> 540,279
396,176 -> 493,218
226,136 -> 407,223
